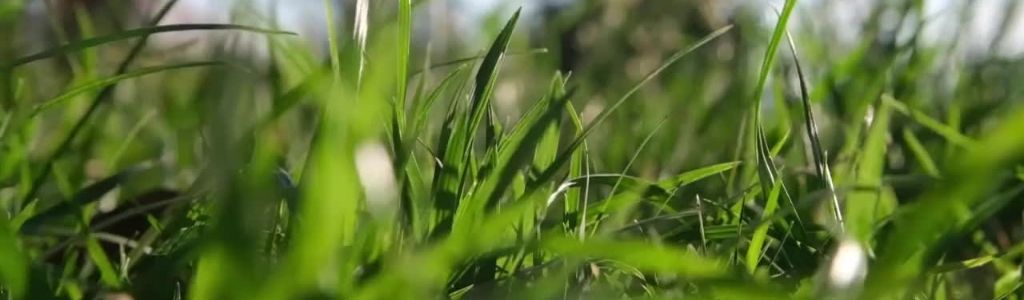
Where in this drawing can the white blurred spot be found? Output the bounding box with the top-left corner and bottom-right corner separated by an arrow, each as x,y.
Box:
355,143 -> 397,212
863,105 -> 875,128
828,238 -> 868,290
581,100 -> 604,125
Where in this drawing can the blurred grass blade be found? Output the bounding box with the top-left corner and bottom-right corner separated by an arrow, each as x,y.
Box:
0,215 -> 27,298
32,61 -> 227,115
392,0 -> 413,231
657,161 -> 741,190
902,128 -> 941,178
323,0 -> 342,83
7,24 -> 296,68
846,96 -> 892,244
396,0 -> 412,106
85,235 -> 121,288
881,97 -> 976,148
752,0 -> 798,114
543,236 -> 727,278
352,0 -> 369,85
20,0 -> 183,210
20,166 -> 149,234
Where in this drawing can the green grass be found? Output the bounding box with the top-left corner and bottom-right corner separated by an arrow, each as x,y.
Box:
3,0 -> 1024,299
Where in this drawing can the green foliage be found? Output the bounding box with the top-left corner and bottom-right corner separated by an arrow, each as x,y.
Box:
2,0 -> 1024,299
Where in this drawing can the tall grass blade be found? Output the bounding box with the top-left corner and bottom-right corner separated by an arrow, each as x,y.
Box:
31,61 -> 228,116
882,96 -> 976,148
7,24 -> 295,68
846,96 -> 892,244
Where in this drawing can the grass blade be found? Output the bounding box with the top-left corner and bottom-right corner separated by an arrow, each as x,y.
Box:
901,128 -> 941,178
0,215 -> 26,298
881,96 -> 976,148
7,24 -> 296,68
543,236 -> 727,278
745,182 -> 781,273
31,61 -> 228,116
846,96 -> 892,244
460,8 -> 521,166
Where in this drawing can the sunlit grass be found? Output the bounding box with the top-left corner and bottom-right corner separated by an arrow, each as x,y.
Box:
2,0 -> 1024,299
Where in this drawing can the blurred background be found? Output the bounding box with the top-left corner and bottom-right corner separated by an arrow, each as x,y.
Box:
12,0 -> 1024,176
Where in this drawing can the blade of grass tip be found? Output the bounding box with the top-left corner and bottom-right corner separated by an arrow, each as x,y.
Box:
323,0 -> 342,84
459,8 -> 520,169
19,0 -> 180,208
752,0 -> 798,119
785,30 -> 826,179
7,24 -> 296,68
532,25 -> 733,189
31,61 -> 229,116
353,0 -> 369,86
444,8 -> 520,225
771,29 -> 815,233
